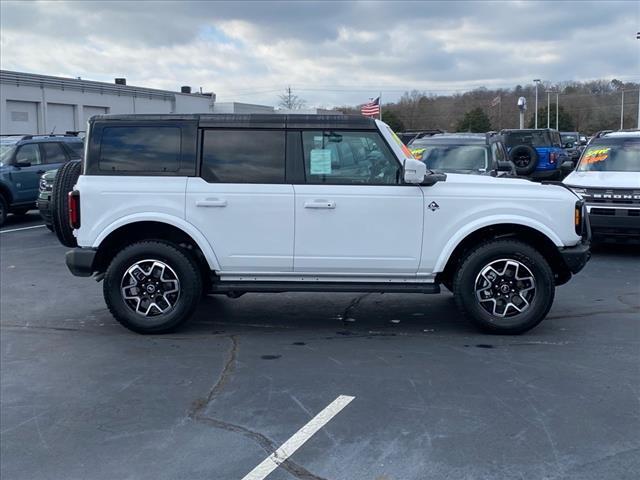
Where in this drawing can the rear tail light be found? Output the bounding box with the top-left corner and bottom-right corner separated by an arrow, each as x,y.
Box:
69,190 -> 80,229
549,152 -> 557,164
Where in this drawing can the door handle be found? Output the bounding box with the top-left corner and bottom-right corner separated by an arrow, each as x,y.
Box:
196,198 -> 228,208
304,200 -> 336,209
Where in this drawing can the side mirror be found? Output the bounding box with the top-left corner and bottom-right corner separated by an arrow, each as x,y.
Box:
422,171 -> 447,186
15,160 -> 31,168
561,160 -> 575,172
403,158 -> 427,184
564,142 -> 574,149
497,160 -> 513,172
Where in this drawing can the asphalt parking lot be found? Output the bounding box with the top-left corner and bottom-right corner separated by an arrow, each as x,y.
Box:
1,213 -> 639,480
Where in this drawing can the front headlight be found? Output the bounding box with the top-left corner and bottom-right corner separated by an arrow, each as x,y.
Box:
39,178 -> 47,191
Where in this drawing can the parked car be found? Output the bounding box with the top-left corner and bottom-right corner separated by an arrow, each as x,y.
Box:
397,129 -> 443,145
563,130 -> 639,242
499,129 -> 568,180
408,133 -> 515,176
560,131 -> 585,162
55,114 -> 589,335
0,134 -> 83,226
37,168 -> 58,230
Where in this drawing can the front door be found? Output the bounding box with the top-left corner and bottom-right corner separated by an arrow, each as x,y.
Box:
11,143 -> 44,203
185,129 -> 294,273
293,130 -> 424,275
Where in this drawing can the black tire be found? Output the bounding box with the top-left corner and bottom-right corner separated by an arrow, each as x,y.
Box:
453,239 -> 555,335
46,223 -> 54,232
510,145 -> 538,176
103,241 -> 202,334
0,195 -> 7,227
12,208 -> 30,216
51,160 -> 82,247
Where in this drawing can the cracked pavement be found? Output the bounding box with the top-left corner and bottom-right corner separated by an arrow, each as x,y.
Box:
1,214 -> 639,480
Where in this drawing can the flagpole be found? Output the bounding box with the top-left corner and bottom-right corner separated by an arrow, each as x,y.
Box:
379,92 -> 382,120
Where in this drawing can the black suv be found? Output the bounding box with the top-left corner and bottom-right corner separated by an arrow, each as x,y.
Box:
0,134 -> 83,226
408,133 -> 515,176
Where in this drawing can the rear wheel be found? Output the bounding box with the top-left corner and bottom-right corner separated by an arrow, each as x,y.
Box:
51,160 -> 82,247
453,240 -> 555,334
103,241 -> 202,334
510,145 -> 538,176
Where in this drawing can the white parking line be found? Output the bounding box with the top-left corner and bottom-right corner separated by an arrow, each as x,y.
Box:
0,225 -> 46,234
241,395 -> 355,480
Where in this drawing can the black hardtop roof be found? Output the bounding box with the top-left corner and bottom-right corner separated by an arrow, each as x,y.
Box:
89,113 -> 377,130
411,133 -> 491,145
500,128 -> 558,133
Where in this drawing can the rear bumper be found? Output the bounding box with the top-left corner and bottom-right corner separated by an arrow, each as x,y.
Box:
531,168 -> 561,180
65,248 -> 97,277
559,242 -> 591,274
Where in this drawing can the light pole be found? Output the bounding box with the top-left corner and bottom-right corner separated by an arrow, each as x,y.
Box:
555,91 -> 559,130
546,90 -> 551,128
620,89 -> 625,130
533,79 -> 541,128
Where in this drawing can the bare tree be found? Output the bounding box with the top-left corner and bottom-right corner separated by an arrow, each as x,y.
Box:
278,86 -> 306,110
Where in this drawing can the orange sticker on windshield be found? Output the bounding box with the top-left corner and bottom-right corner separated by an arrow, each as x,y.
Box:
582,147 -> 610,165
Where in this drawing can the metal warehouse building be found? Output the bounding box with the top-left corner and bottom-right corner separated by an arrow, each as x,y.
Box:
0,70 -> 216,135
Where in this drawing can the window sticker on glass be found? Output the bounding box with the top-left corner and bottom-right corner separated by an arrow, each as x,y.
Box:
310,149 -> 332,174
582,147 -> 610,165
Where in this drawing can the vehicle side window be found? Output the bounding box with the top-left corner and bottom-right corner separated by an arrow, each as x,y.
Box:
302,130 -> 400,185
99,126 -> 181,172
66,142 -> 84,158
201,130 -> 285,183
491,142 -> 506,162
41,142 -> 68,164
15,144 -> 42,165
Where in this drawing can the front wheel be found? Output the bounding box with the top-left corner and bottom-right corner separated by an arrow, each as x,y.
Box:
103,241 -> 203,334
453,240 -> 555,334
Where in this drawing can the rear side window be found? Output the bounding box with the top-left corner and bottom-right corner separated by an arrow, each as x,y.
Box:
201,130 -> 285,183
99,126 -> 181,172
41,142 -> 68,164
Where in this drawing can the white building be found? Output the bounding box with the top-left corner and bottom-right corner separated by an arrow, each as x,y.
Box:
0,70 -> 216,135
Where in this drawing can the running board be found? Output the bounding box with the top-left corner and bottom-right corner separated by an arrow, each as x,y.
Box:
210,281 -> 440,294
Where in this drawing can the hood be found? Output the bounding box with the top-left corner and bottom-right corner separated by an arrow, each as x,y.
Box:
563,171 -> 640,189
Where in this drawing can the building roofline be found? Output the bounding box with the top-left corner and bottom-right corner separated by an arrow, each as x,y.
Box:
0,70 -> 214,101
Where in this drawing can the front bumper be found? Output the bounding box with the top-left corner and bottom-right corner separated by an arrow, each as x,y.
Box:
66,248 -> 97,277
587,205 -> 640,241
37,193 -> 52,225
559,242 -> 591,274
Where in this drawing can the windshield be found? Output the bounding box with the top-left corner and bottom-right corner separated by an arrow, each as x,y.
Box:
0,142 -> 18,165
504,131 -> 551,148
421,145 -> 489,173
561,133 -> 578,145
576,140 -> 640,172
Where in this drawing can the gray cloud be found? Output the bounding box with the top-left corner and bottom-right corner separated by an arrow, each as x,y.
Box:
1,0 -> 637,106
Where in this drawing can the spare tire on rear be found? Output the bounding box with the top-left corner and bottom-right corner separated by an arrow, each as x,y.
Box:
509,144 -> 538,176
52,160 -> 82,247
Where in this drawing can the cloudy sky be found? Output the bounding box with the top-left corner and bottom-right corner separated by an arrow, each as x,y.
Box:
1,0 -> 638,107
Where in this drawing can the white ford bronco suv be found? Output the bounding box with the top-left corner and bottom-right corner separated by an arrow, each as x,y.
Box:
53,114 -> 590,334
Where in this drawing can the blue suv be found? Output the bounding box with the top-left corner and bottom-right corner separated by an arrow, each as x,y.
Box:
500,129 -> 567,180
0,135 -> 83,226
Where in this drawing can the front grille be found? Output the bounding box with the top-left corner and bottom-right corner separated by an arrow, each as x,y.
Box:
591,208 -> 615,216
583,188 -> 640,205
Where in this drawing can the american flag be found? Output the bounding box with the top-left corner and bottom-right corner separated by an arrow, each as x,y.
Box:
361,96 -> 380,117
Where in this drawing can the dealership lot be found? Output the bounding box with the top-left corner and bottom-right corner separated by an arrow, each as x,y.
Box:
1,214 -> 639,480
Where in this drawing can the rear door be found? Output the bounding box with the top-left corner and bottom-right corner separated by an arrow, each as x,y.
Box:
293,129 -> 424,275
185,128 -> 294,273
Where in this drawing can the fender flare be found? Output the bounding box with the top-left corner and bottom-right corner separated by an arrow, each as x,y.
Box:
92,213 -> 221,270
433,215 -> 563,273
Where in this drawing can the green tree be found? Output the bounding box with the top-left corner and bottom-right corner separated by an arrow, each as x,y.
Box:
527,104 -> 574,130
456,107 -> 492,132
381,110 -> 405,132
